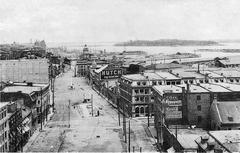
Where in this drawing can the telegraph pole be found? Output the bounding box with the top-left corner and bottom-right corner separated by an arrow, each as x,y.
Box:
128,119 -> 131,153
117,100 -> 121,126
69,100 -> 71,128
40,87 -> 43,131
91,94 -> 93,116
123,103 -> 127,143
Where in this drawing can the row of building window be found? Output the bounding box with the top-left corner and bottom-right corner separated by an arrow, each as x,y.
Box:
0,110 -> 7,121
134,89 -> 149,94
134,96 -> 154,102
0,122 -> 7,131
0,131 -> 8,144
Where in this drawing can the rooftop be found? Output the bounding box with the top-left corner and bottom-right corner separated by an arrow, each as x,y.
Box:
169,127 -> 208,150
172,70 -> 205,79
215,101 -> 240,124
2,86 -> 42,95
177,84 -> 209,93
153,85 -> 183,95
218,56 -> 240,65
213,69 -> 240,78
199,70 -> 224,78
155,71 -> 180,80
209,130 -> 240,152
144,72 -> 163,80
122,74 -> 147,81
215,83 -> 240,92
94,65 -> 108,74
200,83 -> 231,92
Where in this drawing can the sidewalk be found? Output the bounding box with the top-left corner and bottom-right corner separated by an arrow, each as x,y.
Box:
23,112 -> 55,152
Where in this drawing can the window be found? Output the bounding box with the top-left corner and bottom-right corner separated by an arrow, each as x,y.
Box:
135,97 -> 139,101
178,106 -> 182,111
172,82 -> 176,85
145,89 -> 149,94
166,82 -> 170,85
197,95 -> 201,100
215,79 -> 219,83
236,79 -> 239,83
197,105 -> 201,111
197,116 -> 202,123
137,82 -> 141,86
199,80 -> 204,83
135,90 -> 139,94
230,79 -> 234,83
140,89 -> 144,93
184,80 -> 188,84
140,97 -> 144,102
189,80 -> 193,84
158,81 -> 162,85
220,79 -> 224,82
38,100 -> 40,105
142,82 -> 147,86
176,81 -> 181,85
205,80 -> 209,83
153,81 -> 157,85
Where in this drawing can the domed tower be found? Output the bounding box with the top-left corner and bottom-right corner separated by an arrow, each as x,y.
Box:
83,44 -> 89,54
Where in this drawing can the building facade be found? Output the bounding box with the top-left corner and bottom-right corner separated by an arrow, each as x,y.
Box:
0,102 -> 9,152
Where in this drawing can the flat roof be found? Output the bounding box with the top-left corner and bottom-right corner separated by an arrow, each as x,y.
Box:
153,85 -> 183,95
155,71 -> 181,80
144,72 -> 163,80
215,101 -> 240,124
213,69 -> 240,78
122,74 -> 146,81
214,83 -> 240,92
200,70 -> 224,78
172,70 -> 205,79
200,83 -> 231,92
169,128 -> 207,150
209,130 -> 240,152
177,84 -> 209,93
2,86 -> 41,94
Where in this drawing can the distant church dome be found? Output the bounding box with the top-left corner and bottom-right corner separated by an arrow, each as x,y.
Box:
83,44 -> 89,53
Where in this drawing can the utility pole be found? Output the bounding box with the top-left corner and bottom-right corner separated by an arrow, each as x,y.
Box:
117,100 -> 121,126
69,100 -> 71,128
128,119 -> 131,153
147,78 -> 151,127
40,87 -> 43,131
91,94 -> 93,116
123,103 -> 127,143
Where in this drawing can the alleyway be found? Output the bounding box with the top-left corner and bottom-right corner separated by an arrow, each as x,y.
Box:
24,68 -> 157,152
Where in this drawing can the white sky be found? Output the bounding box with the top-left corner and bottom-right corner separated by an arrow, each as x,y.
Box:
0,0 -> 240,43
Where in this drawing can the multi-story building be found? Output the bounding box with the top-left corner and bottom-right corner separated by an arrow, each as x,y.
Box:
0,102 -> 9,152
1,82 -> 50,131
7,100 -> 22,152
213,69 -> 240,83
171,69 -> 208,84
153,84 -> 211,129
119,72 -> 181,117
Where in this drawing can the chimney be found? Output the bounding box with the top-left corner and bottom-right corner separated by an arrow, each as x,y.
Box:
186,83 -> 190,93
207,140 -> 215,150
182,87 -> 185,94
201,135 -> 209,144
197,63 -> 200,73
27,82 -> 33,86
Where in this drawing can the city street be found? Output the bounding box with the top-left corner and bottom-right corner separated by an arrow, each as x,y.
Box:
24,68 -> 157,152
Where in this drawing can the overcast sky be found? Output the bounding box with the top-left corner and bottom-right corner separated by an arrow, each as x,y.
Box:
1,0 -> 240,43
